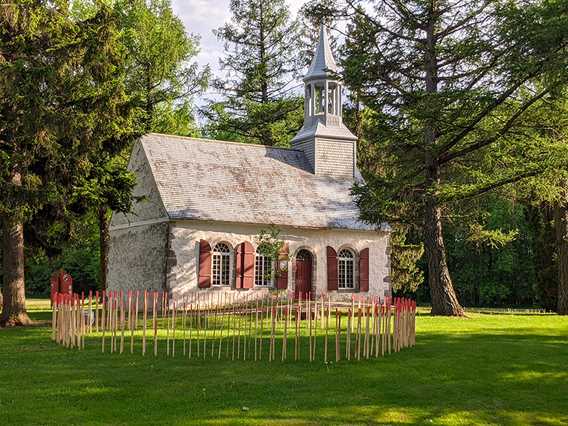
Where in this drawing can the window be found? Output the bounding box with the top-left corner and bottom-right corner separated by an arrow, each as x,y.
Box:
338,249 -> 355,289
212,243 -> 231,286
255,248 -> 273,287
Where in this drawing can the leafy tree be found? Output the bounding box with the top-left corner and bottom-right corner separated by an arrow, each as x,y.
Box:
0,0 -> 133,326
203,0 -> 304,147
312,0 -> 568,315
117,0 -> 209,133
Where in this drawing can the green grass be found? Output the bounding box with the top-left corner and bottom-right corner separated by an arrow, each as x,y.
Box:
1,300 -> 567,425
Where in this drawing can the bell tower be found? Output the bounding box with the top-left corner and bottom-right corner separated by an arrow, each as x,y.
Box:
292,24 -> 358,180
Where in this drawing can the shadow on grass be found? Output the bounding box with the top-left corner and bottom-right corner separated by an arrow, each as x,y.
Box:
1,312 -> 567,425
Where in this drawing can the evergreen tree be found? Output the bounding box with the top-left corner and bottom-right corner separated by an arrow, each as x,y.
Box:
204,0 -> 304,147
312,0 -> 568,315
0,0 -> 133,326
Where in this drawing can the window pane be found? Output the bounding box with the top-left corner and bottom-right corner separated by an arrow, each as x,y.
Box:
338,249 -> 354,289
212,243 -> 231,286
255,251 -> 273,287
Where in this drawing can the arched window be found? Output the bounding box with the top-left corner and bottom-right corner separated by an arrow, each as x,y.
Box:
212,243 -> 231,286
338,249 -> 355,289
255,247 -> 273,287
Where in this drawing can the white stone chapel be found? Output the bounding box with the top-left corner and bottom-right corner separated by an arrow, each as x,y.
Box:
107,25 -> 391,302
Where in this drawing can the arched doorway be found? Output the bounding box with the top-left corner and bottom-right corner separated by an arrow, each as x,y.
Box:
294,249 -> 313,299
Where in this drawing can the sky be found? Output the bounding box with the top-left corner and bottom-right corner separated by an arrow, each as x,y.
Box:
171,0 -> 307,79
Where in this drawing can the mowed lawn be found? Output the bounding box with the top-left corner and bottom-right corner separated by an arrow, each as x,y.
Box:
1,300 -> 567,425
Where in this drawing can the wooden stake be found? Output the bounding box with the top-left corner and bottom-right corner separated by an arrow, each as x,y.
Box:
335,308 -> 341,362
324,305 -> 329,363
120,291 -> 125,354
363,306 -> 369,359
95,291 -> 99,333
143,290 -> 148,356
346,308 -> 352,361
387,299 -> 392,354
153,291 -> 158,357
254,298 -> 259,361
134,290 -> 139,330
88,290 -> 93,335
308,296 -> 312,362
129,290 -> 134,354
101,292 -> 106,353
282,304 -> 288,362
172,300 -> 177,357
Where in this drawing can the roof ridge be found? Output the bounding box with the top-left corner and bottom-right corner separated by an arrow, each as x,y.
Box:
145,133 -> 302,153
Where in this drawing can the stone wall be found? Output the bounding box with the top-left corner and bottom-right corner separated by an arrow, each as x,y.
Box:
166,220 -> 390,302
107,222 -> 168,292
110,141 -> 168,227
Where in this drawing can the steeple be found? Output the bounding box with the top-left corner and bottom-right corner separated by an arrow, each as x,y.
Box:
304,24 -> 338,81
292,24 -> 358,180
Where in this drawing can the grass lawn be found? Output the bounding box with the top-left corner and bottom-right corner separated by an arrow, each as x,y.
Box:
1,300 -> 567,425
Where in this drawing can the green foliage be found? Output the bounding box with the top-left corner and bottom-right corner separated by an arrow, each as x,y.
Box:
26,242 -> 100,296
255,226 -> 284,261
255,226 -> 285,281
203,0 -> 304,146
116,0 -> 209,133
151,100 -> 201,137
390,226 -> 424,294
0,0 -> 133,223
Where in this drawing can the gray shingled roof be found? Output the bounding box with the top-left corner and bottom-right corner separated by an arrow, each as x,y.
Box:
140,133 -> 376,231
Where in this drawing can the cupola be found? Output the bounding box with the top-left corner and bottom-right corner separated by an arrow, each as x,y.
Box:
292,24 -> 358,180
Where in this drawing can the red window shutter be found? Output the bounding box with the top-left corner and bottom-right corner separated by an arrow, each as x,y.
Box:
236,242 -> 255,289
276,243 -> 289,289
359,248 -> 370,292
327,246 -> 338,291
198,240 -> 212,288
242,241 -> 255,289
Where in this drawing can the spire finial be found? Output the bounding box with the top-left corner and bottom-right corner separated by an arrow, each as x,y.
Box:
304,23 -> 338,81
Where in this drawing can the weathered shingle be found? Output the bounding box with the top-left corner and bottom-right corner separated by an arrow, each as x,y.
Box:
140,133 -> 377,231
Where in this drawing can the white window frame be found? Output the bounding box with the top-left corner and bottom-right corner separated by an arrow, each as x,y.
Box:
254,249 -> 274,287
338,249 -> 355,290
212,243 -> 231,286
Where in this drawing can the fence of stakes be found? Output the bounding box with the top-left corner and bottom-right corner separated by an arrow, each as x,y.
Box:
51,290 -> 416,362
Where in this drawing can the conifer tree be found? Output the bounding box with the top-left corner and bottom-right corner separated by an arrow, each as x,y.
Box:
0,0 -> 134,326
204,0 -> 304,147
311,0 -> 568,315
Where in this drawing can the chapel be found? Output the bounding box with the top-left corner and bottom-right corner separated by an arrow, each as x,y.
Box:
107,25 -> 391,301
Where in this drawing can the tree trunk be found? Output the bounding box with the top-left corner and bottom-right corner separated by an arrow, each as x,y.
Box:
422,12 -> 464,316
555,200 -> 568,315
99,206 -> 110,291
424,194 -> 465,316
1,214 -> 32,327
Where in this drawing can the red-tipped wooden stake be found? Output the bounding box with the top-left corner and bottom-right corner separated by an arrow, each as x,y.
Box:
143,290 -> 148,356
153,291 -> 158,357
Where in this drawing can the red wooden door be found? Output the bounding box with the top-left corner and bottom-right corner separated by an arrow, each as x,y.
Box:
295,249 -> 313,299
